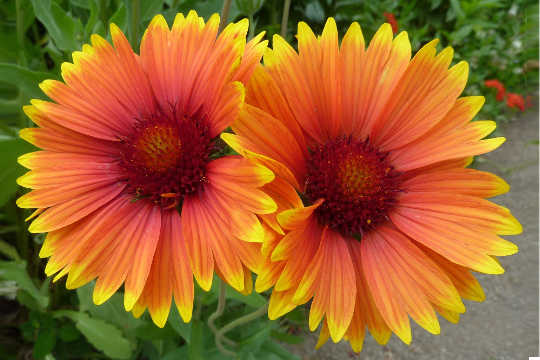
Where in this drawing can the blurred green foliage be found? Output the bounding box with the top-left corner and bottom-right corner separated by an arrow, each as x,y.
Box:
0,0 -> 537,359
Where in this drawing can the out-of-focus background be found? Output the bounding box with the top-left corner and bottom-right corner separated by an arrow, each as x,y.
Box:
0,1 -> 538,359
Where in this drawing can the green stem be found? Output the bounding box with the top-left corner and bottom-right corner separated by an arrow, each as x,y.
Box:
194,293 -> 202,320
99,0 -> 109,27
219,0 -> 233,33
128,0 -> 141,48
280,0 -> 291,38
15,0 -> 27,67
0,225 -> 18,234
248,14 -> 255,40
215,304 -> 269,357
14,195 -> 28,263
208,280 -> 235,348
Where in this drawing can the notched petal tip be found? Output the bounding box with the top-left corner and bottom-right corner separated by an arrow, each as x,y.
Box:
149,14 -> 169,29
123,292 -> 139,312
109,22 -> 122,37
38,79 -> 56,95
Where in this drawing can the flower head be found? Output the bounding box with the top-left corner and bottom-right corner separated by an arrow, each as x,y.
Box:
17,11 -> 275,327
223,19 -> 521,351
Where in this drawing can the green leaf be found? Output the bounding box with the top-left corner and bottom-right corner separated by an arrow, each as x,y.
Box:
188,320 -> 203,360
109,3 -> 127,32
17,289 -> 45,311
70,0 -> 92,9
162,347 -> 188,360
0,63 -> 51,99
449,0 -> 465,20
0,239 -> 21,261
238,326 -> 271,358
84,0 -> 104,38
186,0 -> 241,21
76,283 -> 140,335
283,307 -> 306,324
226,285 -> 267,308
54,310 -> 132,359
141,0 -> 165,21
0,32 -> 19,63
270,330 -> 304,345
58,323 -> 81,342
30,0 -> 83,52
0,137 -> 35,207
235,0 -> 264,16
134,323 -> 177,341
75,314 -> 132,359
451,24 -> 473,44
260,341 -> 300,360
0,98 -> 20,117
169,306 -> 191,343
34,327 -> 57,359
0,260 -> 49,310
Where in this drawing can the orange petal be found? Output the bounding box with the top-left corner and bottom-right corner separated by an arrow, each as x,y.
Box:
361,229 -> 411,344
182,196 -> 215,291
123,206 -> 162,311
372,42 -> 468,150
208,158 -> 277,215
347,241 -> 392,347
244,65 -> 306,151
379,226 -> 465,314
435,305 -> 460,324
389,97 -> 505,171
304,229 -> 356,342
93,201 -> 161,311
268,288 -> 297,320
221,133 -> 301,190
350,24 -> 411,139
41,195 -> 130,277
233,31 -> 268,84
208,81 -> 245,137
276,199 -> 323,230
421,245 -> 486,302
265,34 -> 323,143
21,106 -> 118,156
28,183 -> 125,233
17,177 -> 120,208
135,210 -> 194,326
274,218 -> 323,292
403,167 -> 510,198
232,104 -> 307,182
18,151 -> 114,171
259,177 -> 303,235
315,320 -> 330,349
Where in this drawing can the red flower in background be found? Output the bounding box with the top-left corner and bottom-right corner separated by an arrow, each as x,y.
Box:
484,79 -> 506,102
506,93 -> 525,111
383,12 -> 399,34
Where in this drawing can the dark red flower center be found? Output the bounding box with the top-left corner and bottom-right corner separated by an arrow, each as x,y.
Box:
304,136 -> 402,238
119,107 -> 213,209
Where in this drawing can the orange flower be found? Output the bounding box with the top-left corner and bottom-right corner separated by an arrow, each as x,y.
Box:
383,12 -> 399,34
506,92 -> 526,111
223,19 -> 521,351
484,79 -> 506,101
17,12 -> 275,327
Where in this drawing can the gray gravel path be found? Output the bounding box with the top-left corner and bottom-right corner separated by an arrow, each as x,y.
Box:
288,108 -> 539,360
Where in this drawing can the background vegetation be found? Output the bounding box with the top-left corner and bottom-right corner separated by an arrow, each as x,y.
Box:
0,0 -> 538,359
